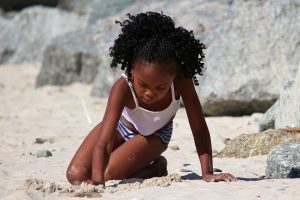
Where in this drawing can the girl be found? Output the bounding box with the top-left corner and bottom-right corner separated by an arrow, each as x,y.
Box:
66,12 -> 236,185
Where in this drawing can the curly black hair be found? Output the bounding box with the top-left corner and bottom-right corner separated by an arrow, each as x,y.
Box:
109,12 -> 206,85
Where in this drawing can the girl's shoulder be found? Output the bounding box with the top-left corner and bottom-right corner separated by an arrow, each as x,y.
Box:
110,76 -> 135,109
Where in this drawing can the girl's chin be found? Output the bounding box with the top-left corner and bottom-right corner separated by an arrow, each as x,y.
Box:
141,97 -> 155,105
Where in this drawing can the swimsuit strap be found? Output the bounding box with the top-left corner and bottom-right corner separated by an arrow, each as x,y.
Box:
128,82 -> 139,108
171,82 -> 176,101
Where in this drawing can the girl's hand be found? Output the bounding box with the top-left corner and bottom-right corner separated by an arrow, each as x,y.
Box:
203,173 -> 236,182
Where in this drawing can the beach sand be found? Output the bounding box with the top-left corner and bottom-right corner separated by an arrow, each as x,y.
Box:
0,63 -> 299,199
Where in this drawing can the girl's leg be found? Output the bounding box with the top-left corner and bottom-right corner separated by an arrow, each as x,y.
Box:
66,122 -> 124,184
104,134 -> 167,180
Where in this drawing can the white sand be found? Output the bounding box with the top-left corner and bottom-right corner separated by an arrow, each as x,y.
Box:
0,63 -> 299,200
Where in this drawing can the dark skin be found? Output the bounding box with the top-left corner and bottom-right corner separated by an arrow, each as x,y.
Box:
66,59 -> 236,185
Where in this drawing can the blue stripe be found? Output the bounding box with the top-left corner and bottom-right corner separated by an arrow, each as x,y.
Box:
117,119 -> 173,146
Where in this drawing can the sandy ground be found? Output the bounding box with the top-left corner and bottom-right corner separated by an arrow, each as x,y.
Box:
0,63 -> 299,200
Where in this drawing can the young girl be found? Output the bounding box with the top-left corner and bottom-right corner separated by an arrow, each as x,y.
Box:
66,12 -> 236,185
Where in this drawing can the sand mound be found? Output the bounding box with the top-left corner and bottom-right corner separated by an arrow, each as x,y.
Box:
22,174 -> 182,197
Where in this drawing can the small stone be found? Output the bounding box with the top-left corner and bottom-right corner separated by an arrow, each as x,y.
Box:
36,150 -> 52,158
213,168 -> 222,172
35,138 -> 46,144
179,169 -> 192,172
169,145 -> 180,150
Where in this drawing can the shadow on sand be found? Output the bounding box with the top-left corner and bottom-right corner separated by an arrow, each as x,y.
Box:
181,172 -> 262,181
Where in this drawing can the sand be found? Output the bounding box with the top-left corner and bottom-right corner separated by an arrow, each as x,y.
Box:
0,63 -> 299,200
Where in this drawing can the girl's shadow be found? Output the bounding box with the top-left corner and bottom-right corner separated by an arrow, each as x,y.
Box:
181,172 -> 262,181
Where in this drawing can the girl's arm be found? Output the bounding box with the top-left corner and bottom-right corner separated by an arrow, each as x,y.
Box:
91,78 -> 128,184
179,76 -> 235,182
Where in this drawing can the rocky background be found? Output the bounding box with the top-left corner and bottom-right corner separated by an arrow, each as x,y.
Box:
1,0 -> 299,121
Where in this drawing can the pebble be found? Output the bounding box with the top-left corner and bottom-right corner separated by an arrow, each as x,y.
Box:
169,145 -> 180,150
213,168 -> 222,172
179,169 -> 192,172
36,150 -> 52,158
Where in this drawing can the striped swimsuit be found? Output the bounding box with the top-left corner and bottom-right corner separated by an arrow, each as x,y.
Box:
117,75 -> 180,146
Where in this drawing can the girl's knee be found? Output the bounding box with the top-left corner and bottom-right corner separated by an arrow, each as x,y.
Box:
66,164 -> 89,185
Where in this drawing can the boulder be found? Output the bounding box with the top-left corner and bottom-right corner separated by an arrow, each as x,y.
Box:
260,62 -> 300,130
266,143 -> 300,178
36,26 -> 101,86
58,0 -> 94,15
87,0 -> 140,25
0,6 -> 87,64
216,129 -> 300,158
198,0 -> 300,115
36,16 -> 122,88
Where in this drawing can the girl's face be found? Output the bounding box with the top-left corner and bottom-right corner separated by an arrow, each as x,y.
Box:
131,59 -> 177,105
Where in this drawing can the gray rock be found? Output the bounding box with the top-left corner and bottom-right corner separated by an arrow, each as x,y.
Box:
87,0 -> 140,25
36,25 -> 101,86
36,150 -> 52,158
0,6 -> 87,64
275,63 -> 300,128
58,0 -> 94,15
266,143 -> 300,178
198,0 -> 300,115
259,101 -> 277,131
0,17 -> 18,64
216,129 -> 300,158
260,62 -> 300,129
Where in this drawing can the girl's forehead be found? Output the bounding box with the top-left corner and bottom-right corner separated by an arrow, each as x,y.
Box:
133,59 -> 178,73
132,60 -> 176,84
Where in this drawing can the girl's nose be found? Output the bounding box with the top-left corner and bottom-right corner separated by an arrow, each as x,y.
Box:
145,89 -> 155,99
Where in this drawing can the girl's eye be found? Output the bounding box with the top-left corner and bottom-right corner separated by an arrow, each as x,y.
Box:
139,83 -> 147,88
157,87 -> 167,91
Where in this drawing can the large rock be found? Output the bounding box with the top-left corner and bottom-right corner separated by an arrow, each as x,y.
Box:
92,0 -> 300,117
36,16 -> 122,88
198,0 -> 300,115
216,129 -> 300,158
58,0 -> 94,15
0,17 -> 18,64
0,6 -> 87,64
87,0 -> 140,25
36,26 -> 101,86
266,143 -> 300,178
260,62 -> 300,130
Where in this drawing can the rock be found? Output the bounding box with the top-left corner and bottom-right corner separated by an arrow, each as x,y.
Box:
260,61 -> 300,129
198,0 -> 300,115
169,145 -> 180,151
266,143 -> 300,178
259,101 -> 277,131
58,0 -> 94,15
275,63 -> 300,128
36,25 -> 101,86
213,168 -> 222,172
0,6 -> 87,64
216,129 -> 300,158
0,17 -> 17,64
87,0 -> 140,25
36,150 -> 52,157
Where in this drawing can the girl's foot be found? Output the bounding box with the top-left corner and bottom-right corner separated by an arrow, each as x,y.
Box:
129,155 -> 168,179
151,155 -> 168,177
